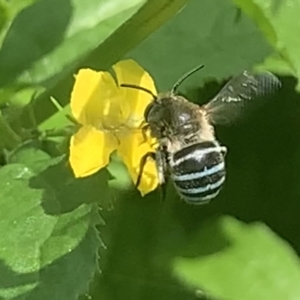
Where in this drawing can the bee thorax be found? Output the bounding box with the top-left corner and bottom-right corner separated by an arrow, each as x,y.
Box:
197,110 -> 215,142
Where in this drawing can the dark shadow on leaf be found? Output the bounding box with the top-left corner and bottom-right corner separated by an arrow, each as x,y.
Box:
0,0 -> 72,87
155,185 -> 232,257
87,189 -> 227,300
0,259 -> 37,290
92,269 -> 219,300
29,156 -> 112,215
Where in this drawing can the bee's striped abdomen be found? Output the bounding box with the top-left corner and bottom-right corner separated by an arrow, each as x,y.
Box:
169,141 -> 226,204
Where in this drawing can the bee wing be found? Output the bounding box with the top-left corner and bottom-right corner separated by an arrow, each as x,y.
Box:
203,71 -> 281,125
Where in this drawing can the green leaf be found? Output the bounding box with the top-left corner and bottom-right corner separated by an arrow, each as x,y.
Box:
0,155 -> 106,299
0,0 -> 146,88
128,0 -> 272,94
173,216 -> 300,300
0,164 -> 57,298
8,141 -> 113,209
230,0 -> 300,86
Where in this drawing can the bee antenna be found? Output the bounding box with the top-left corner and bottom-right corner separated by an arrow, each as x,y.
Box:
171,64 -> 204,94
120,84 -> 157,100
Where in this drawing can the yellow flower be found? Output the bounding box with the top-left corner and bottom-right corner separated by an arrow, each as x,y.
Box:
69,59 -> 159,195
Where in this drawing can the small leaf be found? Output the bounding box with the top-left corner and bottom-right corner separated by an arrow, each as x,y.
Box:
173,216 -> 300,300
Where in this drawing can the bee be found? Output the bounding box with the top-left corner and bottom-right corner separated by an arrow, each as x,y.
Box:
120,65 -> 281,204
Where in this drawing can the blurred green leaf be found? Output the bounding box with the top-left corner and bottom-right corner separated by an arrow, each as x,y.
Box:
0,0 -> 8,34
255,52 -> 295,75
173,216 -> 300,300
0,0 -> 147,88
230,0 -> 300,87
2,86 -> 44,107
129,0 -> 272,94
38,97 -> 72,131
0,151 -> 106,299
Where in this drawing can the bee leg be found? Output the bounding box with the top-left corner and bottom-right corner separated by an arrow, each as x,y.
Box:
155,149 -> 168,201
135,151 -> 156,189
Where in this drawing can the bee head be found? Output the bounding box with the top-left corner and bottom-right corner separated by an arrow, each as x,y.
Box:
119,64 -> 205,139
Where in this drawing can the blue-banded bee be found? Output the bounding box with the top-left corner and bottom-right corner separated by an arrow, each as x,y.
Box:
121,65 -> 281,204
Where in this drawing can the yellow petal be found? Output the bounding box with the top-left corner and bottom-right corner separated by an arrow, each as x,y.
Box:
113,59 -> 157,128
117,131 -> 159,196
70,69 -> 129,130
69,126 -> 117,177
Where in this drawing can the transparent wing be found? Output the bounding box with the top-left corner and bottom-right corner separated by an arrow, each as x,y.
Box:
203,70 -> 281,125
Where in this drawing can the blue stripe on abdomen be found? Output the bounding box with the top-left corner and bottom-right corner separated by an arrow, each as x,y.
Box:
182,189 -> 222,204
174,172 -> 225,204
175,176 -> 225,194
170,142 -> 226,204
171,162 -> 225,182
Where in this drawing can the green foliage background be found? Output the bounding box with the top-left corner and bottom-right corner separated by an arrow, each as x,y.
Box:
0,0 -> 300,299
